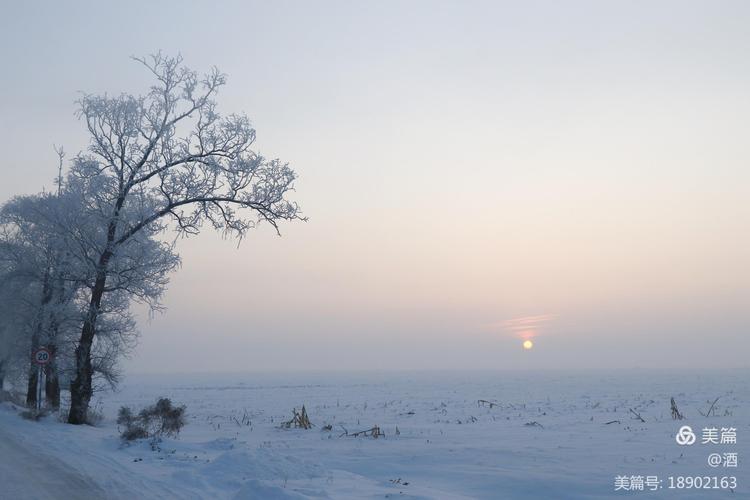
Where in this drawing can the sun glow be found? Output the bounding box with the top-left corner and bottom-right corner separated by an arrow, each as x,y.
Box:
523,340 -> 534,350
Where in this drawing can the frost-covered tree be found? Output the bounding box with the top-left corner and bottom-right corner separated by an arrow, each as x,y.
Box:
65,53 -> 302,424
0,184 -> 179,410
59,177 -> 181,395
0,193 -> 68,406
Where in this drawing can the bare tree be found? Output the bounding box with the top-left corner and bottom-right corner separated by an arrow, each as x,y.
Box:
66,53 -> 302,424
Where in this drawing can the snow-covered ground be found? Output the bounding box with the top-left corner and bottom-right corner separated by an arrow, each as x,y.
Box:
1,370 -> 747,499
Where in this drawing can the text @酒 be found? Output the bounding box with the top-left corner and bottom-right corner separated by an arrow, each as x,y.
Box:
614,426 -> 738,492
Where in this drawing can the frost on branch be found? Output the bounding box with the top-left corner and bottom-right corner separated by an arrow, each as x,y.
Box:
72,52 -> 302,243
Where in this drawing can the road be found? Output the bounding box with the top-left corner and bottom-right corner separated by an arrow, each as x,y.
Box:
0,420 -> 107,500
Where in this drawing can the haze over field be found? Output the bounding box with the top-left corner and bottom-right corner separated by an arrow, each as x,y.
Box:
1,1 -> 748,372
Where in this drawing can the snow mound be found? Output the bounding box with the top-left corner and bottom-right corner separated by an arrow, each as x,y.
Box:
233,479 -> 315,500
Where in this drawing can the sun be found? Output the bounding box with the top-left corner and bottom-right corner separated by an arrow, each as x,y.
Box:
522,340 -> 534,350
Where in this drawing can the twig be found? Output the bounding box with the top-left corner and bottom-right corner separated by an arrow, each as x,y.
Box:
346,425 -> 383,438
629,408 -> 645,423
704,397 -> 720,417
670,397 -> 684,420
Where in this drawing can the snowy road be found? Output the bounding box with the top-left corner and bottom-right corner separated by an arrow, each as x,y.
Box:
0,421 -> 106,500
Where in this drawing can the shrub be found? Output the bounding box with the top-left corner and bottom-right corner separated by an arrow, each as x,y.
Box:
1,390 -> 27,407
117,398 -> 186,443
86,400 -> 106,426
20,409 -> 48,421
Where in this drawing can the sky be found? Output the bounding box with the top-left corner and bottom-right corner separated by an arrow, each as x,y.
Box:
0,1 -> 748,372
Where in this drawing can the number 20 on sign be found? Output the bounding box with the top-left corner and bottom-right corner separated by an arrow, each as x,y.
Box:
33,348 -> 52,365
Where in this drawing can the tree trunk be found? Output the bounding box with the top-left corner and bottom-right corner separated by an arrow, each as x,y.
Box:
44,345 -> 60,409
45,278 -> 66,410
25,363 -> 39,408
67,271 -> 107,424
68,211 -> 118,424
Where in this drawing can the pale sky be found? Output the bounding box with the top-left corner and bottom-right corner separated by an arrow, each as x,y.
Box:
1,1 -> 748,372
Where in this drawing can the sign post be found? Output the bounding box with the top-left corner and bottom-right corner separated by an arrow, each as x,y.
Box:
32,347 -> 51,412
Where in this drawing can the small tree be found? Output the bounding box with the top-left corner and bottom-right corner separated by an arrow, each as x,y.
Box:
66,53 -> 302,424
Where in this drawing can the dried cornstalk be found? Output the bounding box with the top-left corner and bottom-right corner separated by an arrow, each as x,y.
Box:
670,397 -> 684,420
280,405 -> 312,429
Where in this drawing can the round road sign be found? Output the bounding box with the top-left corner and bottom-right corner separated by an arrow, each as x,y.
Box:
33,347 -> 52,365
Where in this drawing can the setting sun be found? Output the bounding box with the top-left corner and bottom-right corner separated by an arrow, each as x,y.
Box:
523,340 -> 534,350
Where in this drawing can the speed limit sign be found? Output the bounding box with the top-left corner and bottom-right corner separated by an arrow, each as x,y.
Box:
32,347 -> 52,365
